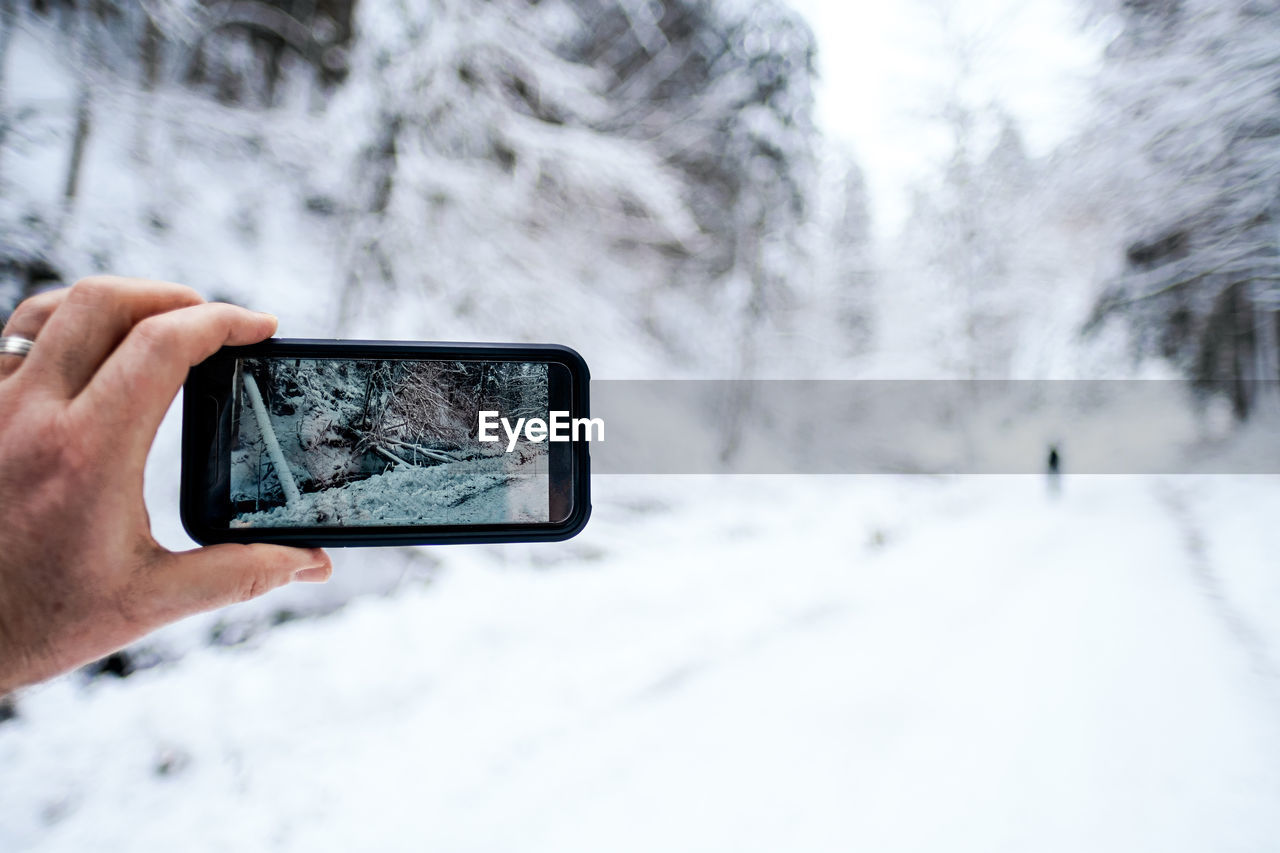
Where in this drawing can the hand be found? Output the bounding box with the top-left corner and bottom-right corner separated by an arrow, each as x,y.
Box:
0,276 -> 332,695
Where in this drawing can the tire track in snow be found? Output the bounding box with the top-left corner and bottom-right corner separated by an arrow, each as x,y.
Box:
1156,483 -> 1280,684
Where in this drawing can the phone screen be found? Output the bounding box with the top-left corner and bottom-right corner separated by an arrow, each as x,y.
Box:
199,355 -> 575,530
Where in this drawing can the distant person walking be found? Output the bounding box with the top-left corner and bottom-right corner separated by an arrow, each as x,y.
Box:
1046,443 -> 1062,497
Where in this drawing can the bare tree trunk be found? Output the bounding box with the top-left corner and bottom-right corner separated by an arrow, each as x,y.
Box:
1251,288 -> 1280,417
63,87 -> 92,207
244,371 -> 301,506
133,15 -> 161,164
58,9 -> 95,242
335,113 -> 401,332
373,444 -> 411,468
718,206 -> 761,466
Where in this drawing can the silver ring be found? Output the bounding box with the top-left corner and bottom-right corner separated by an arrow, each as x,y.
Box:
0,335 -> 34,358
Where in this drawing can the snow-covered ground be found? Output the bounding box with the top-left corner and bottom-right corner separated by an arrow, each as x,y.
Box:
3,474 -> 1279,852
234,454 -> 550,527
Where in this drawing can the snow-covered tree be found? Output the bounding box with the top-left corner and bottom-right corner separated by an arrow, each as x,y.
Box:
327,0 -> 699,349
0,0 -> 355,311
555,0 -> 820,373
1,0 -> 828,380
889,105 -> 1045,378
787,149 -> 878,365
1087,0 -> 1280,416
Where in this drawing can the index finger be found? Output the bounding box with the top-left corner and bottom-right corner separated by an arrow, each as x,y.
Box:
71,302 -> 278,458
20,277 -> 205,397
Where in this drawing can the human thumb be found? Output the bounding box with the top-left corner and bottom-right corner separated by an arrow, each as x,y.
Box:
150,543 -> 332,620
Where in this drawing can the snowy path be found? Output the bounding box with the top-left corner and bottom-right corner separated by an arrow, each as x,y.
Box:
3,477 -> 1280,851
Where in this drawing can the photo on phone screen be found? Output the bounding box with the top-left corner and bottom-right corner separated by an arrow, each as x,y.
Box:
182,341 -> 589,546
227,357 -> 555,528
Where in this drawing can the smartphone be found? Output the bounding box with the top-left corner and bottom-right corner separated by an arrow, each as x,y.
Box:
181,339 -> 591,547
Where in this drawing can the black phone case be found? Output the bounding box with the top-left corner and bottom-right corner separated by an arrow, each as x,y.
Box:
181,339 -> 591,547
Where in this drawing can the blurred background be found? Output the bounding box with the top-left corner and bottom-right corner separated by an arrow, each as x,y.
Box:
2,0 -> 1280,850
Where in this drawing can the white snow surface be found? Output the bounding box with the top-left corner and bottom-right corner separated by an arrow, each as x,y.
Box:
233,454 -> 550,528
3,474 -> 1280,852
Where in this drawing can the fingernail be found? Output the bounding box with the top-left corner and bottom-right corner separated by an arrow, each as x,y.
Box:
294,565 -> 331,583
256,310 -> 278,322
292,548 -> 329,582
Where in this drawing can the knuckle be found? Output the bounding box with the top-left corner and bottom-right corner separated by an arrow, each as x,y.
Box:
67,276 -> 115,304
236,569 -> 280,603
206,301 -> 242,326
132,314 -> 181,357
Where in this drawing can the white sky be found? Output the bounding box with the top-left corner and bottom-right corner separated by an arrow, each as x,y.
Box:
786,0 -> 1113,237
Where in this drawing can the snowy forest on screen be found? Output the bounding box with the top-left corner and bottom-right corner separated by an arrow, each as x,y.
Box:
231,358 -> 550,526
